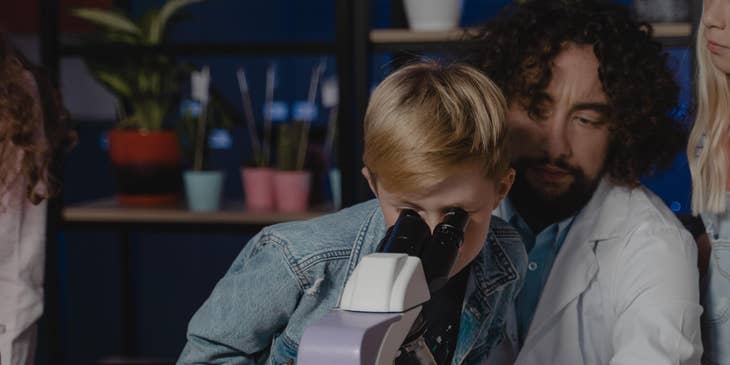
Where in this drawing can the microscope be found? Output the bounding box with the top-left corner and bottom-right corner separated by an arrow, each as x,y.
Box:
298,208 -> 469,365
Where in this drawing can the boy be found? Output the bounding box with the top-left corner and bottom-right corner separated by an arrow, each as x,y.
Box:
178,62 -> 526,365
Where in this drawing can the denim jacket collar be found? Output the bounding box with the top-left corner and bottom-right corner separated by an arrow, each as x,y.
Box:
454,227 -> 521,364
343,202 -> 386,280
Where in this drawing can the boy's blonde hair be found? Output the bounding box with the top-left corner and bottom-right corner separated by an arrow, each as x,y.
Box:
363,61 -> 509,193
688,18 -> 730,215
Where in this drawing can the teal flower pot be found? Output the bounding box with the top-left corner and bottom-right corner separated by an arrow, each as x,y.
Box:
184,170 -> 225,212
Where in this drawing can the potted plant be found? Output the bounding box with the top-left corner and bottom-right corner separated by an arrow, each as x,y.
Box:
180,66 -> 227,212
71,0 -> 204,205
272,61 -> 325,212
237,64 -> 277,211
632,0 -> 689,23
275,120 -> 311,212
403,0 -> 463,31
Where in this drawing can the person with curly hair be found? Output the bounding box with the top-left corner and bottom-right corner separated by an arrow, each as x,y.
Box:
465,1 -> 702,364
0,35 -> 74,365
687,0 -> 730,363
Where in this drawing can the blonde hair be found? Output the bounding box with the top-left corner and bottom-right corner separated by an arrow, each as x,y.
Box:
363,61 -> 509,193
688,18 -> 730,215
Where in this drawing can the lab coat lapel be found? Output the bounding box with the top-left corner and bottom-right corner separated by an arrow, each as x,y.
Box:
521,179 -> 623,349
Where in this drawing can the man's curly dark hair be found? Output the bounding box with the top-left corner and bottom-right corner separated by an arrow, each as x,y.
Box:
465,0 -> 686,186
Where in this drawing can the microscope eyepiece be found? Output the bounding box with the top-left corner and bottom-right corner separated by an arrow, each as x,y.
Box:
421,208 -> 469,292
377,209 -> 431,256
439,208 -> 469,232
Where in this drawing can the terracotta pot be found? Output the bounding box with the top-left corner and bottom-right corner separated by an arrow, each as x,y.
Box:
274,170 -> 311,212
108,130 -> 183,205
241,167 -> 275,211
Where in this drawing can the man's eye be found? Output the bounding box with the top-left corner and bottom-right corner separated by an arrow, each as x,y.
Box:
575,116 -> 604,127
527,109 -> 550,123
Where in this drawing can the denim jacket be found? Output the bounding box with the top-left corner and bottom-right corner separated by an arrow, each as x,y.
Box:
702,192 -> 730,365
178,200 -> 526,365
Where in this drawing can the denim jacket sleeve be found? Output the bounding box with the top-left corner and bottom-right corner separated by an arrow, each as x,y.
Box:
178,229 -> 304,364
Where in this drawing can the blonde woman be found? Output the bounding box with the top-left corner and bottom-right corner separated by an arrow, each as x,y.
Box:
688,1 -> 730,363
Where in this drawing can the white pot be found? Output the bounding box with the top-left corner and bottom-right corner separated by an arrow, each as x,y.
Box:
404,0 -> 463,31
633,0 -> 689,22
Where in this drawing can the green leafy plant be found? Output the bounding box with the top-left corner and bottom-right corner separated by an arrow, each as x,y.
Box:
71,0 -> 205,131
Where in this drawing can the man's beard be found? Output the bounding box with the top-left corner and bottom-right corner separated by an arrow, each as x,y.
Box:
509,156 -> 602,231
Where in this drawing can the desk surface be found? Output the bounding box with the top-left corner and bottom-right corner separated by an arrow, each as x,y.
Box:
62,197 -> 330,225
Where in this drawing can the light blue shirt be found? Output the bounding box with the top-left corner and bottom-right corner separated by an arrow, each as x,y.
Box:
502,198 -> 575,345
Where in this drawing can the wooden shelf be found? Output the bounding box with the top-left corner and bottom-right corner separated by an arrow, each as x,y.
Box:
370,22 -> 692,50
59,41 -> 338,57
62,197 -> 329,225
652,22 -> 692,38
371,28 -> 476,43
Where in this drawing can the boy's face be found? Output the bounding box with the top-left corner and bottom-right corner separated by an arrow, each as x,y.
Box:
362,165 -> 514,277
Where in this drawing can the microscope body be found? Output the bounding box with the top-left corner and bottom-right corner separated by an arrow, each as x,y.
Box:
298,209 -> 468,365
298,253 -> 429,365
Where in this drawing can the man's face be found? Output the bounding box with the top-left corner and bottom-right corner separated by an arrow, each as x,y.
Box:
508,44 -> 611,219
363,166 -> 514,277
704,0 -> 730,73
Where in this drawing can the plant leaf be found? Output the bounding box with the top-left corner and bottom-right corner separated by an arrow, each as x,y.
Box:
147,0 -> 204,44
138,9 -> 160,43
94,70 -> 133,97
71,8 -> 142,36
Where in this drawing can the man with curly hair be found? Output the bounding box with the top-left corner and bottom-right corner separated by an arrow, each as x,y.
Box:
466,1 -> 702,364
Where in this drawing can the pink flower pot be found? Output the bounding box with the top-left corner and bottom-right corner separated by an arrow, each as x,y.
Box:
241,167 -> 275,211
274,170 -> 311,212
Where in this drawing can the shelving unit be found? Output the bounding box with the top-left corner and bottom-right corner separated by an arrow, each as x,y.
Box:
40,2 -> 361,207
38,1 -> 701,208
38,2 -> 358,363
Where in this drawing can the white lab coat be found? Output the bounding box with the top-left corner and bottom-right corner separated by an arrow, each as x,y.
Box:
487,178 -> 703,365
0,175 -> 46,365
0,70 -> 47,365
